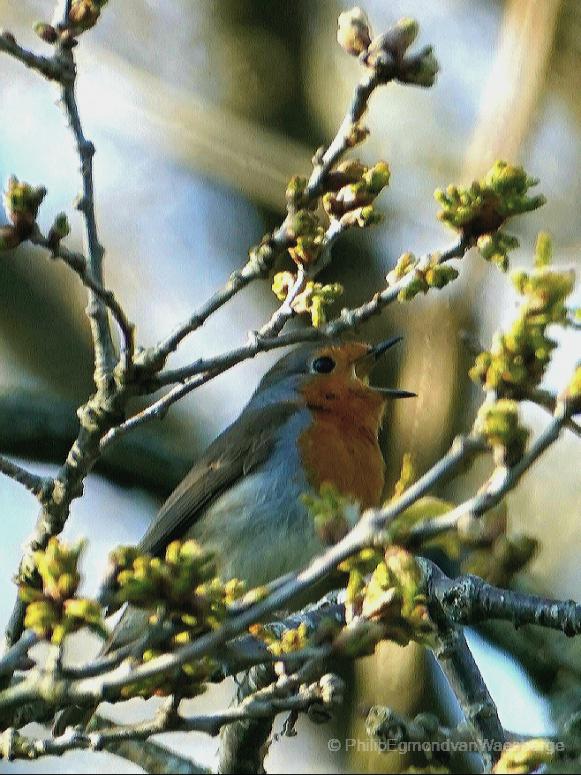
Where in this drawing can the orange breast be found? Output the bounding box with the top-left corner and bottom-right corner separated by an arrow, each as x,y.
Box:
298,377 -> 386,508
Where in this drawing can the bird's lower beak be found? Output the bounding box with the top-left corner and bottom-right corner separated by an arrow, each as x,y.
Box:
355,336 -> 417,399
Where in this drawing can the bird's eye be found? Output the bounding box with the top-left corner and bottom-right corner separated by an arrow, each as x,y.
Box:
311,355 -> 336,374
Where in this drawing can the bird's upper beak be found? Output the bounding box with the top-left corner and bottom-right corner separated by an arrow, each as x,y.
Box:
355,336 -> 417,399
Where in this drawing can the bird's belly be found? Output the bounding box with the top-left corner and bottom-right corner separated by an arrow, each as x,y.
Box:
186,466 -> 323,588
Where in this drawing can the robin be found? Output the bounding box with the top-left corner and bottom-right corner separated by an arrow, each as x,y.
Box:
109,337 -> 414,646
54,337 -> 414,733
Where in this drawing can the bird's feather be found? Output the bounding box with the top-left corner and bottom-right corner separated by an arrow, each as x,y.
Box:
138,400 -> 299,558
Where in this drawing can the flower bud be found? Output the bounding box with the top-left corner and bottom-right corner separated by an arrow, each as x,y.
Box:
68,0 -> 107,34
24,600 -> 59,638
47,212 -> 71,248
365,18 -> 419,68
285,175 -> 308,210
3,176 -> 46,233
399,45 -> 439,87
346,122 -> 369,148
33,22 -> 58,44
337,7 -> 372,56
534,230 -> 552,268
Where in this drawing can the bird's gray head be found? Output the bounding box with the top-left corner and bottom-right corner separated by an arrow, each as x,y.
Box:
247,338 -> 415,410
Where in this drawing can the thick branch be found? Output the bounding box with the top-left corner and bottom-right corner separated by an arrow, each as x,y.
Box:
366,706 -> 536,752
218,664 -> 276,775
422,560 -> 581,636
431,623 -> 505,772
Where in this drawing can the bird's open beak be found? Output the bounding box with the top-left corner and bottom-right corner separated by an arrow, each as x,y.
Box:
355,336 -> 417,399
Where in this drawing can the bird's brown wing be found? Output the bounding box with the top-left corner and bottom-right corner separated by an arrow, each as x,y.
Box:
138,400 -> 299,558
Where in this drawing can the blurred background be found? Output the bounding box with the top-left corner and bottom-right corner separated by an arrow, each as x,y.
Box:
0,0 -> 579,772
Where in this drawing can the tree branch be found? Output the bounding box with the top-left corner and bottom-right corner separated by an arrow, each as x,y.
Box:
0,456 -> 52,500
101,239 -> 470,448
406,400 -> 575,545
0,388 -> 191,494
30,229 -> 134,373
56,40 -> 118,387
422,560 -> 581,636
218,663 -> 276,775
0,662 -> 339,762
0,29 -> 70,82
139,64 -> 388,373
431,622 -> 505,771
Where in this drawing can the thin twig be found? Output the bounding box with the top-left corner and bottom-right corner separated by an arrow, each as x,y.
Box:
0,30 -> 70,82
141,66 -> 387,371
0,456 -> 52,500
407,401 -> 574,544
522,387 -> 581,438
101,239 -> 470,448
56,41 -> 118,386
30,229 -> 134,367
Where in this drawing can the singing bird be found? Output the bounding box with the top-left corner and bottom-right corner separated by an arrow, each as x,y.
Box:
108,337 -> 413,647
54,338 -> 413,733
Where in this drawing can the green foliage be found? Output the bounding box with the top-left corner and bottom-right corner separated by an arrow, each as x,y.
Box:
470,234 -> 575,396
107,540 -> 247,698
272,272 -> 343,327
435,161 -> 546,271
18,538 -> 106,644
567,364 -> 581,402
48,212 -> 71,243
322,160 -> 390,222
392,451 -> 415,499
250,622 -> 310,657
386,251 -> 459,301
477,231 -> 519,272
493,739 -> 556,774
302,482 -> 359,544
287,209 -> 326,266
0,176 -> 47,252
474,399 -> 530,467
360,547 -> 435,646
435,161 -> 545,236
3,176 -> 46,234
336,546 -> 434,648
109,540 -> 244,622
